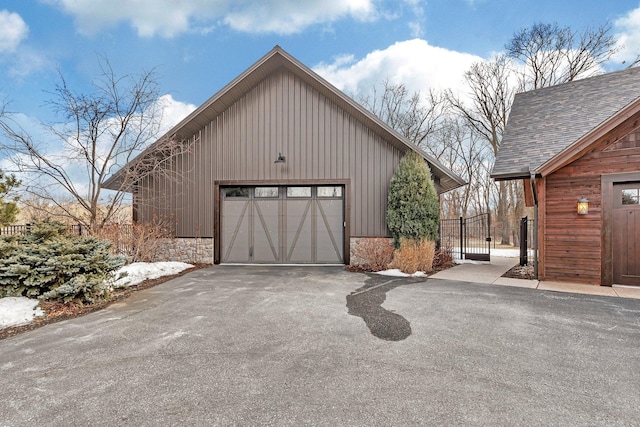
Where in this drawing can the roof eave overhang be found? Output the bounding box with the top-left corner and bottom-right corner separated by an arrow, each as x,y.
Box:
491,171 -> 534,181
105,46 -> 466,193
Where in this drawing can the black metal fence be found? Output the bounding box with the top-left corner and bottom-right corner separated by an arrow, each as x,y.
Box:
439,213 -> 491,261
519,216 -> 536,266
0,223 -> 88,236
1,223 -> 137,257
0,224 -> 30,236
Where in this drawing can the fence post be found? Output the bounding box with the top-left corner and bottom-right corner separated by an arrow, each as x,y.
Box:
487,213 -> 492,258
519,216 -> 528,266
459,216 -> 464,260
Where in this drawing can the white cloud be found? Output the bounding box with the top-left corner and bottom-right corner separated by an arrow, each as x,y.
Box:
8,49 -> 51,78
0,10 -> 28,53
224,0 -> 376,34
45,0 -> 377,38
613,6 -> 640,65
403,0 -> 424,38
313,38 -> 483,99
156,94 -> 197,134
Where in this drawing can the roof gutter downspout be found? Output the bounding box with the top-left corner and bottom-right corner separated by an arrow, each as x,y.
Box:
530,170 -> 539,279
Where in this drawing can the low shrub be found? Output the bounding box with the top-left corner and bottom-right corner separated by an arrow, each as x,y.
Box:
97,214 -> 174,262
388,238 -> 436,274
0,220 -> 126,304
433,245 -> 454,271
351,238 -> 395,272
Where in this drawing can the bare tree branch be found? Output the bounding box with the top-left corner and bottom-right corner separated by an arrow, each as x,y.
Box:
506,21 -> 619,89
0,55 -> 191,233
359,79 -> 447,149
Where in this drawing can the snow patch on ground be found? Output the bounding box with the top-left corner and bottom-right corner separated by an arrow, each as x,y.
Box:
376,269 -> 427,277
453,248 -> 521,264
0,297 -> 44,329
111,262 -> 193,288
454,259 -> 488,265
491,249 -> 521,258
1,262 -> 194,330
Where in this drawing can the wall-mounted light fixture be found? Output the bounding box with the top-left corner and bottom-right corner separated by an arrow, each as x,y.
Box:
577,197 -> 589,215
274,152 -> 286,164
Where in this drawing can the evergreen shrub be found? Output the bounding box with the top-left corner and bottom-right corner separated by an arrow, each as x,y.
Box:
386,151 -> 440,245
0,220 -> 126,304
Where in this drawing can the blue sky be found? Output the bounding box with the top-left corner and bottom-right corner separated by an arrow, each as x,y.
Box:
2,0 -> 640,135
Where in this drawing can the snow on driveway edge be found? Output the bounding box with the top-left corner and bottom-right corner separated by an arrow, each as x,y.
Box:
1,262 -> 193,330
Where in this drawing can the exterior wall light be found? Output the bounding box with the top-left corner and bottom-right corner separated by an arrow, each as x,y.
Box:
274,152 -> 286,164
577,197 -> 589,215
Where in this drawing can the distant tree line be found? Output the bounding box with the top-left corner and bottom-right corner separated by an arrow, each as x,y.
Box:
361,21 -> 622,245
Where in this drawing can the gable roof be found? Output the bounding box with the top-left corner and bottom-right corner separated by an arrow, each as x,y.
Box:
492,67 -> 640,180
105,46 -> 465,192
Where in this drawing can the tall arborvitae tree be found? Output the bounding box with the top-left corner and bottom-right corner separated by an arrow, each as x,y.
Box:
387,151 -> 439,245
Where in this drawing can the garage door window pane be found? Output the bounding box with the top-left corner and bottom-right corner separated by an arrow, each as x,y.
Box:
287,187 -> 311,198
224,187 -> 250,198
255,187 -> 279,198
317,186 -> 342,198
622,188 -> 640,205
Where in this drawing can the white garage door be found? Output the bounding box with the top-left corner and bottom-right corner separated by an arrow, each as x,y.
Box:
221,186 -> 344,264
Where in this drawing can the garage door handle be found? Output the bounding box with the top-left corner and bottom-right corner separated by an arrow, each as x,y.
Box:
249,247 -> 253,257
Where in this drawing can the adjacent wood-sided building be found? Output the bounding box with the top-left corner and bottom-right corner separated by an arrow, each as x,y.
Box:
492,68 -> 640,286
105,46 -> 464,265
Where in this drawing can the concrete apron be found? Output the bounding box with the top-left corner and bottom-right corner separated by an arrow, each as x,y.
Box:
430,256 -> 640,300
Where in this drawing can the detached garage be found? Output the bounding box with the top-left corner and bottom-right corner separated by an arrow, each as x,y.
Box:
105,46 -> 464,264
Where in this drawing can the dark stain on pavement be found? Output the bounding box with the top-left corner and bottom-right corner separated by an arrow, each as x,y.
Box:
347,275 -> 414,341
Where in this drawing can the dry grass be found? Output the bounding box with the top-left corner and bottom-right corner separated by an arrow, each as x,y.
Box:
96,215 -> 175,262
350,238 -> 395,272
433,245 -> 454,271
389,238 -> 436,274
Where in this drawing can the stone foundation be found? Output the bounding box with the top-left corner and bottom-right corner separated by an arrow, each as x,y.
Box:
153,238 -> 214,264
153,237 -> 394,266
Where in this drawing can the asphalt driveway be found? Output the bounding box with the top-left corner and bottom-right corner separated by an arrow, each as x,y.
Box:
1,266 -> 639,426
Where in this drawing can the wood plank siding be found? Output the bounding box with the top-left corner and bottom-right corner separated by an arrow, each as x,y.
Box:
135,68 -> 406,238
540,121 -> 640,284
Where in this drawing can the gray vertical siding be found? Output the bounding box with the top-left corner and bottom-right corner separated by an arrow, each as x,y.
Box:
137,68 -> 405,238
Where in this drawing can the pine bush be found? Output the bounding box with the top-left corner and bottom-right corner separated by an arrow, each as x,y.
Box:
387,151 -> 440,245
0,220 -> 126,304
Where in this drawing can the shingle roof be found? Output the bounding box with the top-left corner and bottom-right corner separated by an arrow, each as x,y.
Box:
492,67 -> 640,179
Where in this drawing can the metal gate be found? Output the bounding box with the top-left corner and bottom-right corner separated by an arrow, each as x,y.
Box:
519,216 -> 535,266
439,213 -> 491,261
